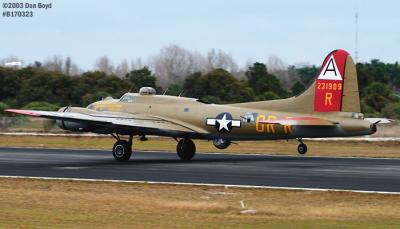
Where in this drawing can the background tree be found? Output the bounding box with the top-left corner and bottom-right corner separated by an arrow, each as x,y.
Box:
16,68 -> 71,106
206,49 -> 238,73
0,67 -> 21,104
362,82 -> 397,113
0,102 -> 9,115
245,62 -> 287,99
130,58 -> 145,70
126,67 -> 157,91
291,81 -> 306,96
22,101 -> 59,111
115,59 -> 130,78
96,56 -> 114,75
165,84 -> 184,96
267,56 -> 294,91
382,102 -> 400,120
75,71 -> 132,106
184,69 -> 254,103
151,45 -> 205,86
43,55 -> 64,72
64,57 -> 71,76
293,65 -> 319,87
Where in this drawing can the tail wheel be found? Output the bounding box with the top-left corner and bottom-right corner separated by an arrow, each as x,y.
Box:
297,143 -> 307,155
113,140 -> 132,162
177,138 -> 196,161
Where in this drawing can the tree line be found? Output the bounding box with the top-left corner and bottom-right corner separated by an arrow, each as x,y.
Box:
0,59 -> 399,119
0,45 -> 241,86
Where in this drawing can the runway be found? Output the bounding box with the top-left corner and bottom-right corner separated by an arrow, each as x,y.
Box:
1,147 -> 400,193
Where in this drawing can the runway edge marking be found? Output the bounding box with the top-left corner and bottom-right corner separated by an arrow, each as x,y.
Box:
0,175 -> 399,195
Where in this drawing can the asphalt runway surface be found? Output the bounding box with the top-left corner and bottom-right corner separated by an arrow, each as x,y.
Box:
1,147 -> 400,192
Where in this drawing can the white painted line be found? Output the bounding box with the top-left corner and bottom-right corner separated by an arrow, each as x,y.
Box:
305,137 -> 400,142
54,166 -> 89,170
200,151 -> 400,160
0,175 -> 399,195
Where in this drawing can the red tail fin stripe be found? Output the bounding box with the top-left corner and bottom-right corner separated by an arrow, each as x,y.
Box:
314,49 -> 349,112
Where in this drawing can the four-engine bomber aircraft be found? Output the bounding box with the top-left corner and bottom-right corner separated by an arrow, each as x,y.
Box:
6,49 -> 386,161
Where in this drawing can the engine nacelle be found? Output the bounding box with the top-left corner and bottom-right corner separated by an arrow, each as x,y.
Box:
213,138 -> 231,149
56,120 -> 90,132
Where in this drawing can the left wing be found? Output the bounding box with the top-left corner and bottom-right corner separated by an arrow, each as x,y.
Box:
5,109 -> 208,134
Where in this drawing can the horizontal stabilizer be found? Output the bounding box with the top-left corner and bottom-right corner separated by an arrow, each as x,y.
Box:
364,118 -> 392,124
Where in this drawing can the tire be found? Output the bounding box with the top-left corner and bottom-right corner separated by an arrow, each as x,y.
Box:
113,140 -> 132,162
177,138 -> 196,161
297,143 -> 307,155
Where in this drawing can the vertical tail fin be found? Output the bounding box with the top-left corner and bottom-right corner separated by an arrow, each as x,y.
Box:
231,49 -> 360,114
313,49 -> 360,112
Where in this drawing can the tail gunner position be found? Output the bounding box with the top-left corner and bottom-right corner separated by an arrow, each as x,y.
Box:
7,50 -> 386,161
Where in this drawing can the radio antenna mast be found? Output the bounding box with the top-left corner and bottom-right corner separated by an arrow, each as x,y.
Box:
354,9 -> 359,63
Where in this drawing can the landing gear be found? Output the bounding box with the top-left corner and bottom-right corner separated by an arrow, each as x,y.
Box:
177,138 -> 196,161
112,134 -> 133,162
297,138 -> 307,155
112,140 -> 132,161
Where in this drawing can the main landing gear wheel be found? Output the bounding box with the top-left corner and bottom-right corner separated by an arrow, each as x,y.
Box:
297,143 -> 307,155
297,138 -> 307,155
177,138 -> 196,161
113,140 -> 132,162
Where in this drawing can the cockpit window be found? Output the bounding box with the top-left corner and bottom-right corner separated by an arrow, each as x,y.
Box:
103,96 -> 113,101
196,99 -> 210,104
119,94 -> 135,103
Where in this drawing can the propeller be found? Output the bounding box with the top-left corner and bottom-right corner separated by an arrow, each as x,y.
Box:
43,106 -> 69,132
42,118 -> 56,132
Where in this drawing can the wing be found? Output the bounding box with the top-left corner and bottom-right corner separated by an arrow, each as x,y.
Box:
258,116 -> 337,126
5,109 -> 207,134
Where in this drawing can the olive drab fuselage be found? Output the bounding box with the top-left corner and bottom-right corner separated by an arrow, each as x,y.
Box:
85,93 -> 374,141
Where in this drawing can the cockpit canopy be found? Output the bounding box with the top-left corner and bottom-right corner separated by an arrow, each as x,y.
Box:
139,87 -> 156,95
119,94 -> 135,103
118,87 -> 156,103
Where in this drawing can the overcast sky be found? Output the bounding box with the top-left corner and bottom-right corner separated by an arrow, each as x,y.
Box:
1,0 -> 399,70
